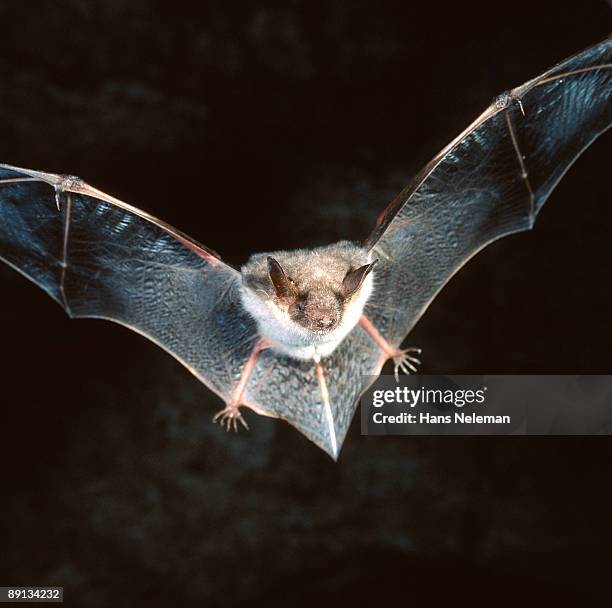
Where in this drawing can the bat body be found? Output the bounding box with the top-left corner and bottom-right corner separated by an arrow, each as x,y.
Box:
1,39 -> 610,458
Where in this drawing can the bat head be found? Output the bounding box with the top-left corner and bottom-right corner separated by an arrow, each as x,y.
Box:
267,256 -> 376,335
239,242 -> 376,359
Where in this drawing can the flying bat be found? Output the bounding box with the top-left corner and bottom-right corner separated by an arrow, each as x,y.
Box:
0,39 -> 610,459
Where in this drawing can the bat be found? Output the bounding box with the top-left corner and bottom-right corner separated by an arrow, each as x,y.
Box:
0,39 -> 610,459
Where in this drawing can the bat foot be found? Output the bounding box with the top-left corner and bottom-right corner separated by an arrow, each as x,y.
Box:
392,347 -> 422,382
213,405 -> 250,432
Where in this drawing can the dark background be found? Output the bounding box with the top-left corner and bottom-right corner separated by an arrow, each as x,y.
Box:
1,1 -> 611,606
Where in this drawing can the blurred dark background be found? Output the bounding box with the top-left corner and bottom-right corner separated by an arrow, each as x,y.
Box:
0,1 -> 611,606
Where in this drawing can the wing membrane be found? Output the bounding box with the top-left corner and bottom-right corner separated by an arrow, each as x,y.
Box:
365,38 -> 611,346
0,165 -> 257,402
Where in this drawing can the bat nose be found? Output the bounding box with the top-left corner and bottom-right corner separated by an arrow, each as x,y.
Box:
315,315 -> 334,329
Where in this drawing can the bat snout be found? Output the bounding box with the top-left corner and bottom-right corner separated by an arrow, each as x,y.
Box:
306,306 -> 340,333
314,314 -> 335,329
287,288 -> 342,334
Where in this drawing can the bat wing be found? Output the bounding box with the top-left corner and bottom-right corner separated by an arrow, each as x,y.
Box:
365,38 -> 611,347
0,164 -> 261,405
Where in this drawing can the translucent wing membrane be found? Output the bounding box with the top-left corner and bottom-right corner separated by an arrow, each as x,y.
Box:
365,38 -> 611,347
0,165 -> 256,402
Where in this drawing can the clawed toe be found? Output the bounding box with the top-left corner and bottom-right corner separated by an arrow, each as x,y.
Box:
392,347 -> 422,382
213,406 -> 249,432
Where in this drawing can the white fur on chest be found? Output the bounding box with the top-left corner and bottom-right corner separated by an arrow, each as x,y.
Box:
240,272 -> 374,361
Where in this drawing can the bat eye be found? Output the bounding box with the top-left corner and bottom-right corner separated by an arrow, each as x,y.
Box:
288,299 -> 307,318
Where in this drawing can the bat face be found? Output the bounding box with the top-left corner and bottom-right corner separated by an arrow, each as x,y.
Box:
287,288 -> 342,334
239,241 -> 374,360
265,254 -> 343,334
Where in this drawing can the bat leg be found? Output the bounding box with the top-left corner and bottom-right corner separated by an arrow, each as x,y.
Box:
359,315 -> 422,382
213,338 -> 271,433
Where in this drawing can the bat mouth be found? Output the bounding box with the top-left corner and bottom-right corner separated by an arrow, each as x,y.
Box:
290,314 -> 339,335
290,305 -> 340,335
305,318 -> 339,335
311,327 -> 335,335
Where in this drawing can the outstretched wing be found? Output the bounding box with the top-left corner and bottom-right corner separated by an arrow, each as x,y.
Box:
364,38 -> 611,347
0,164 -> 260,403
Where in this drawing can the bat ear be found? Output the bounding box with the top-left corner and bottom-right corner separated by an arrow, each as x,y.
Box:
342,259 -> 377,298
267,256 -> 295,300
